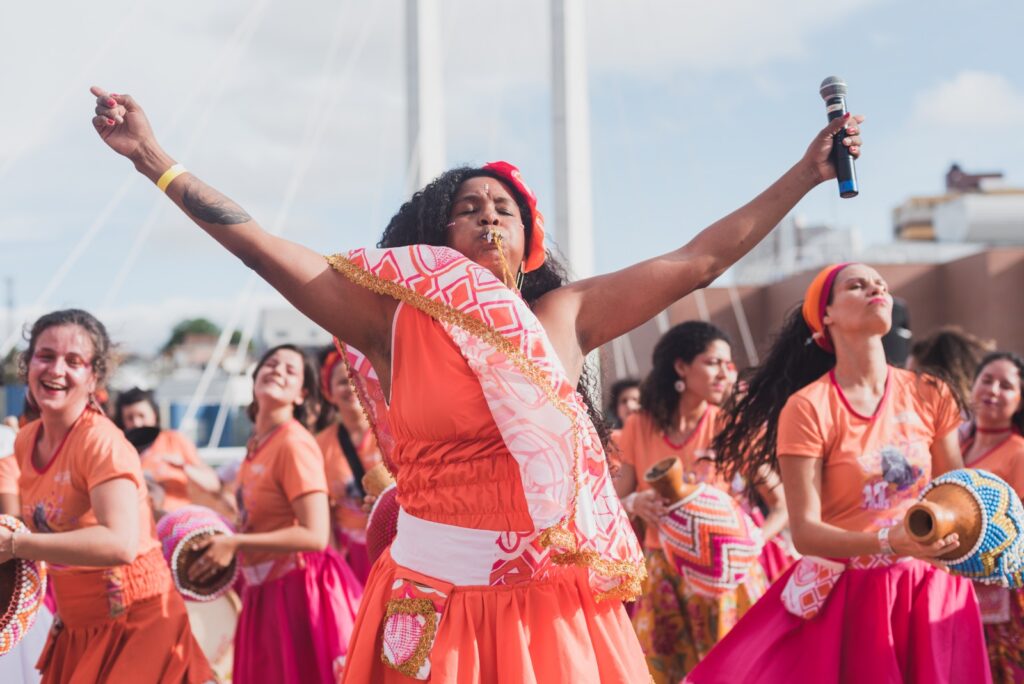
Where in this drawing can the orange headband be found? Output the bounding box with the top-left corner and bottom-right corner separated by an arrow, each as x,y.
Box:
801,263 -> 851,353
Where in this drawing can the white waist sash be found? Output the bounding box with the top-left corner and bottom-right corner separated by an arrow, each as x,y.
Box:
389,508 -> 504,586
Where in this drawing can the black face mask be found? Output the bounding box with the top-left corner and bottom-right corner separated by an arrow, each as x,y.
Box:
125,426 -> 161,453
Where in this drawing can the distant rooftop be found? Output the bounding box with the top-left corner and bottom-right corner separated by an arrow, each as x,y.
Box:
946,163 -> 1004,193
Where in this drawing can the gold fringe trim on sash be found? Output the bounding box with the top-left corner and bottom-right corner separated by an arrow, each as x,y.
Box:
325,252 -> 646,600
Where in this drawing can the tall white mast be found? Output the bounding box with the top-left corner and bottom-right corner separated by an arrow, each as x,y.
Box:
406,0 -> 446,194
551,0 -> 594,278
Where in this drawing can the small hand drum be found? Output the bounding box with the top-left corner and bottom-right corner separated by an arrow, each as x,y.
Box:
904,468 -> 1024,587
156,505 -> 239,602
0,514 -> 47,655
645,457 -> 764,597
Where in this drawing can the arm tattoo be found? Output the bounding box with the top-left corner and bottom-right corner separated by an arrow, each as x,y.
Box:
182,180 -> 252,225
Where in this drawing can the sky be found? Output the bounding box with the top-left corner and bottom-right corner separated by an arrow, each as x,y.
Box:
1,0 -> 1021,355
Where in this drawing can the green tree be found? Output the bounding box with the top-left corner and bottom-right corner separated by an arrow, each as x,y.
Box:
162,318 -> 221,354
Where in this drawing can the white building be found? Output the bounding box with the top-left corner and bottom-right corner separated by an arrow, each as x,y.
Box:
257,307 -> 332,352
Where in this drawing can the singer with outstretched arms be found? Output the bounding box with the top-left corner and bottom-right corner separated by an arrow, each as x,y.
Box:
88,85 -> 861,683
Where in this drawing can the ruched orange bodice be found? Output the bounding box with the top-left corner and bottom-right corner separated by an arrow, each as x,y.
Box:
388,303 -> 532,531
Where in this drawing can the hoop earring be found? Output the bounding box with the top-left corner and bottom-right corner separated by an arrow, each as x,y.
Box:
674,379 -> 686,394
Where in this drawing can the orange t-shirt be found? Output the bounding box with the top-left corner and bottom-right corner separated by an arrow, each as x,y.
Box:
15,410 -> 160,571
0,455 -> 17,495
236,420 -> 328,574
315,424 -> 380,535
315,424 -> 381,503
616,406 -> 733,548
963,430 -> 1024,498
139,429 -> 205,512
777,367 -> 960,533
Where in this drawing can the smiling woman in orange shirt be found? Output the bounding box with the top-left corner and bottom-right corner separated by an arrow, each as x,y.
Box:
187,344 -> 362,684
0,309 -> 211,684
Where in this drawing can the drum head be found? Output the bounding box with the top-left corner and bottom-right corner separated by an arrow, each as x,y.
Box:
176,530 -> 238,599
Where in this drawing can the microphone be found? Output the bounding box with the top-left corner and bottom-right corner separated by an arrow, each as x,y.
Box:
819,76 -> 859,198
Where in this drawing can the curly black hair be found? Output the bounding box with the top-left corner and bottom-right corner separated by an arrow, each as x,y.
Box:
377,166 -> 609,448
641,321 -> 731,434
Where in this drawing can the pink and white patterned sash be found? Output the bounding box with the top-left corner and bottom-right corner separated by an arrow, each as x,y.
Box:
327,245 -> 645,600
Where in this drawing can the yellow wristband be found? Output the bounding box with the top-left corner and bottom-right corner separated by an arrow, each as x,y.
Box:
156,163 -> 187,193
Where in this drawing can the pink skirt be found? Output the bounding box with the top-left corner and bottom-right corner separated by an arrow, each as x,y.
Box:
339,532 -> 372,585
685,558 -> 990,684
234,549 -> 362,684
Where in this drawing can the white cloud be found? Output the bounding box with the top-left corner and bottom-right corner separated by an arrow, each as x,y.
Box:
912,70 -> 1024,128
7,0 -> 1005,337
585,0 -> 883,74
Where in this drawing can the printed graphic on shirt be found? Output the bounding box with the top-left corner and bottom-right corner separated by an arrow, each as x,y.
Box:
857,439 -> 928,519
32,502 -> 55,533
236,486 -> 249,531
27,471 -> 74,533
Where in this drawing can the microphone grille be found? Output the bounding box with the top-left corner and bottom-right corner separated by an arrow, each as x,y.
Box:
819,76 -> 847,100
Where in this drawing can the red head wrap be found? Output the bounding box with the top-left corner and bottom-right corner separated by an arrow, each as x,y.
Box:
801,263 -> 851,354
320,349 -> 343,401
481,161 -> 546,273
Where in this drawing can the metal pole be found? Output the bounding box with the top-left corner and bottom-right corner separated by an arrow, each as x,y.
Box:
551,0 -> 595,279
406,0 -> 445,194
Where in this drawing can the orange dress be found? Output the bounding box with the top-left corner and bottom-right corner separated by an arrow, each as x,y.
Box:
14,410 -> 211,684
138,430 -> 205,512
315,424 -> 380,581
341,304 -> 648,683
